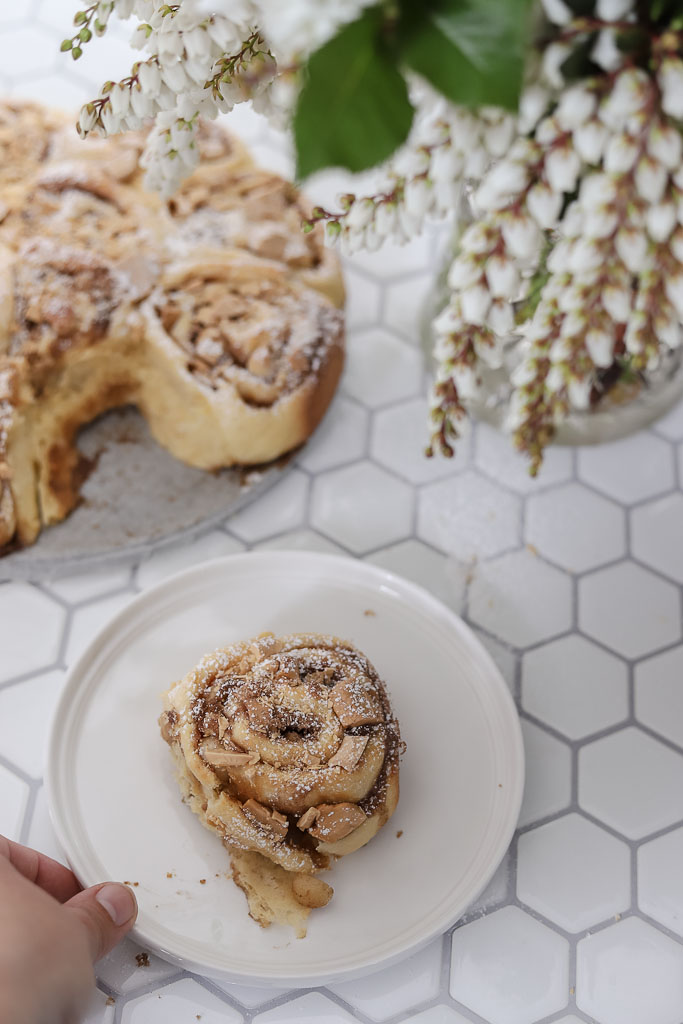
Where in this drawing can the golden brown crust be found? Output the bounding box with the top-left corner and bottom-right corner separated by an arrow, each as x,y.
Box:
0,100 -> 66,189
0,102 -> 345,554
160,632 -> 401,935
167,167 -> 345,308
139,249 -> 344,467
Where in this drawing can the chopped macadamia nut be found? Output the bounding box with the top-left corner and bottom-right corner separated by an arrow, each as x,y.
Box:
243,798 -> 289,839
308,803 -> 366,843
292,874 -> 333,909
205,749 -> 259,768
329,679 -> 383,728
296,806 -> 319,831
245,697 -> 277,733
328,735 -> 369,771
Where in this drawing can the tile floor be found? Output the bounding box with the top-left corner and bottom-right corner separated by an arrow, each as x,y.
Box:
2,4 -> 683,1023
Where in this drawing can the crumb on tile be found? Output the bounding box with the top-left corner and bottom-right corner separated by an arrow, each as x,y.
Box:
396,830 -> 403,838
363,609 -> 376,617
199,878 -> 206,884
166,871 -> 174,878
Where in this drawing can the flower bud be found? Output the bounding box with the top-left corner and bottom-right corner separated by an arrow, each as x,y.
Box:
501,214 -> 542,260
542,42 -> 571,89
545,146 -> 581,193
665,274 -> 683,320
546,365 -> 566,393
659,58 -> 683,119
654,312 -> 682,349
483,117 -> 515,158
487,299 -> 514,336
405,177 -> 433,220
615,227 -> 648,274
602,284 -> 632,323
604,133 -> 639,173
647,122 -> 682,170
527,182 -> 562,229
646,200 -> 677,243
461,284 -> 491,325
486,254 -> 520,299
585,328 -> 615,368
518,85 -> 550,134
541,0 -> 572,23
346,198 -> 375,232
596,0 -> 633,16
568,375 -> 592,409
635,156 -> 668,204
591,29 -> 623,72
556,84 -> 597,131
430,143 -> 464,183
448,255 -> 482,290
573,120 -> 608,164
78,104 -> 98,136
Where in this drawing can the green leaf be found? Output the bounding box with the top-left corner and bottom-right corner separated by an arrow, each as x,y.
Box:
293,8 -> 414,179
60,38 -> 73,51
400,0 -> 532,111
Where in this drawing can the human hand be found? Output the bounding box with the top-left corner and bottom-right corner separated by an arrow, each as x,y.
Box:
0,835 -> 137,1024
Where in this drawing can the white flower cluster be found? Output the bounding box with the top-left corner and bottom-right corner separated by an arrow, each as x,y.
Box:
77,0 -> 277,194
315,101 -> 516,255
431,1 -> 683,471
76,0 -> 381,193
505,62 -> 683,466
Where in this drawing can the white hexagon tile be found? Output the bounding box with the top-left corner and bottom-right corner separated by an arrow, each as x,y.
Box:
4,5 -> 683,1024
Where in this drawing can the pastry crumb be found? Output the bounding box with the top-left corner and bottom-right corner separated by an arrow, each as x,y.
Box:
135,953 -> 150,968
123,880 -> 139,887
396,830 -> 403,838
105,997 -> 115,1006
166,871 -> 174,878
199,878 -> 206,884
363,609 -> 376,617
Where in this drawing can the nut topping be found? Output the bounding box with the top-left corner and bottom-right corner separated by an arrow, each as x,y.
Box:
202,742 -> 259,768
328,735 -> 368,771
195,332 -> 223,365
292,874 -> 333,909
329,679 -> 384,728
244,696 -> 277,734
308,803 -> 367,843
243,798 -> 289,839
296,806 -> 319,831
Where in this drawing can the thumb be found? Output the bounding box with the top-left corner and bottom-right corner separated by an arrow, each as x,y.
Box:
64,882 -> 138,962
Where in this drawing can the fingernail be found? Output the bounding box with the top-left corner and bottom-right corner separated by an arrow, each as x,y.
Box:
96,883 -> 137,926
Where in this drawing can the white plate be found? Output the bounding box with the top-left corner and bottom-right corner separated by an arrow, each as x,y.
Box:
47,551 -> 524,987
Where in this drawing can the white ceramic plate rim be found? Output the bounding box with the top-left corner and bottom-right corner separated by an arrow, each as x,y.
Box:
47,551 -> 524,986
